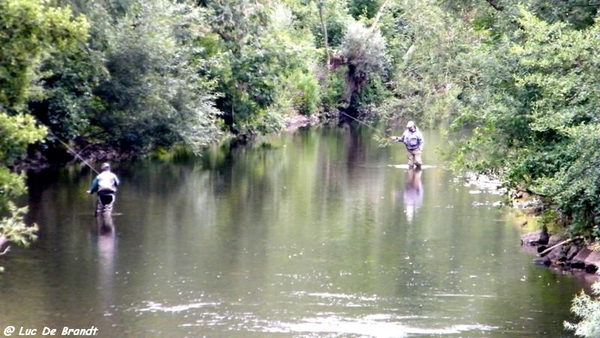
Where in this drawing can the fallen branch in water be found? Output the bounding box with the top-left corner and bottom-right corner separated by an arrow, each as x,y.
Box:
0,236 -> 9,256
0,245 -> 9,256
538,236 -> 583,257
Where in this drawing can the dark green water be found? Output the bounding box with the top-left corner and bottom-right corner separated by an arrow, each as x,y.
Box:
0,126 -> 590,337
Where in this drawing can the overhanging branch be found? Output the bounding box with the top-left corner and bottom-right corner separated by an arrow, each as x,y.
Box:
485,0 -> 504,11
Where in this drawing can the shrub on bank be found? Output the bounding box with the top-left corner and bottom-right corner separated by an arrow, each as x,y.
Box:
565,282 -> 600,337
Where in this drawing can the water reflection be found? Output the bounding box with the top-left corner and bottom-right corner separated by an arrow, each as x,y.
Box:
8,127 -> 588,337
403,168 -> 423,223
94,213 -> 115,235
91,213 -> 117,318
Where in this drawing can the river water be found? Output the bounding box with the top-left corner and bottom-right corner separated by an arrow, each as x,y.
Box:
0,126 -> 590,337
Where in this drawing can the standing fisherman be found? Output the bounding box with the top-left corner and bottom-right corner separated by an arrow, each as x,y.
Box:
87,163 -> 120,216
391,121 -> 424,168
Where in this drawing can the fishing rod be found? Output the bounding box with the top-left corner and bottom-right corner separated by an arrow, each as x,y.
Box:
49,131 -> 100,174
338,110 -> 394,139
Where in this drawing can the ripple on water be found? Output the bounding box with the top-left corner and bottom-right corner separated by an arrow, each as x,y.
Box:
275,317 -> 497,337
136,300 -> 221,313
129,294 -> 498,337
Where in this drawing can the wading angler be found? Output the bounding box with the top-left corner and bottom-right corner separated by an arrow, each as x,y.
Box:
391,121 -> 424,169
87,163 -> 120,216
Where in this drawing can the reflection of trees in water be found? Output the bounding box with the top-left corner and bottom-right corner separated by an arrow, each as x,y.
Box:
25,167 -> 98,226
403,168 -> 423,223
343,122 -> 366,177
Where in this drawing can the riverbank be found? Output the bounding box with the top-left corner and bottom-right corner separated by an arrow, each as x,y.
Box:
463,172 -> 600,281
513,201 -> 600,281
521,230 -> 600,283
12,113 -> 326,173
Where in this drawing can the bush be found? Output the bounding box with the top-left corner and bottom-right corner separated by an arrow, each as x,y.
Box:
278,69 -> 320,116
565,282 -> 600,337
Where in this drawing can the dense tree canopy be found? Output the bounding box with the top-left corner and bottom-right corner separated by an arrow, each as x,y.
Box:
0,0 -> 87,255
441,6 -> 600,238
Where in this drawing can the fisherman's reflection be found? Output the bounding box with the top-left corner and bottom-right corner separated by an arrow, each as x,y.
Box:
96,218 -> 116,283
92,213 -> 116,280
403,168 -> 423,223
91,214 -> 117,317
94,212 -> 115,235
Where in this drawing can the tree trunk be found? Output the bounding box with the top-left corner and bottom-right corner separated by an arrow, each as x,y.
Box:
318,0 -> 330,68
370,0 -> 390,30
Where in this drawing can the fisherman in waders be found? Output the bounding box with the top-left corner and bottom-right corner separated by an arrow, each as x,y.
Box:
391,121 -> 424,168
87,163 -> 120,216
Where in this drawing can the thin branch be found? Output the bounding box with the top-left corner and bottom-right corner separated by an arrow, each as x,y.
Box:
0,245 -> 10,256
370,0 -> 390,30
485,0 -> 504,11
318,0 -> 330,68
538,236 -> 582,257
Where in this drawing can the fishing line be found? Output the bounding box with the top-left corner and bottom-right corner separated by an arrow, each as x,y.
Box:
48,131 -> 100,174
338,110 -> 394,139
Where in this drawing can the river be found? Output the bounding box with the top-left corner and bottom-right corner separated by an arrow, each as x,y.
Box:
0,126 -> 589,337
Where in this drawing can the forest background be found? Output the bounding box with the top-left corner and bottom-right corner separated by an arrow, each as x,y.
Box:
2,0 -> 600,334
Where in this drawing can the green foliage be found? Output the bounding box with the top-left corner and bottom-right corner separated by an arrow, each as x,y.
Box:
0,112 -> 45,234
348,0 -> 382,20
306,8 -> 391,114
532,125 -> 600,236
295,73 -> 321,116
0,0 -> 89,112
339,20 -> 387,98
276,69 -> 321,116
0,0 -> 87,260
240,110 -> 287,136
202,0 -> 280,132
309,0 -> 354,50
376,0 -> 478,126
0,112 -> 45,252
0,113 -> 48,167
202,0 -> 320,134
87,0 -> 222,153
565,282 -> 600,337
5,0 -> 597,244
521,0 -> 597,30
446,8 -> 600,235
320,68 -> 347,112
30,34 -> 107,142
353,74 -> 389,108
0,167 -> 26,215
0,203 -> 38,247
440,0 -> 597,31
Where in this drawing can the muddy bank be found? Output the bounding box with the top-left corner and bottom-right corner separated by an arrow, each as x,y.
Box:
284,114 -> 321,131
